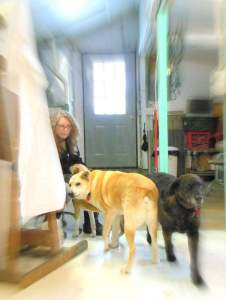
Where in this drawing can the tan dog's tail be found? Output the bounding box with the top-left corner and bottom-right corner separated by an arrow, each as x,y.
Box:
148,187 -> 159,202
139,185 -> 159,202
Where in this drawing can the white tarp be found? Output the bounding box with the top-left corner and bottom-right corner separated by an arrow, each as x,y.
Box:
0,160 -> 12,269
0,0 -> 66,223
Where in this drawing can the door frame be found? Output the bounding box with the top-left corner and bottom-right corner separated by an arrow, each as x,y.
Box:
82,52 -> 138,168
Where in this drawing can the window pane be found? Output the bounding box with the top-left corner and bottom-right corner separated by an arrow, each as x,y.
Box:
93,60 -> 126,115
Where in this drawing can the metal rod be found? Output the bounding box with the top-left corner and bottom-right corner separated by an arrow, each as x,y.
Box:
157,2 -> 169,173
223,0 -> 226,221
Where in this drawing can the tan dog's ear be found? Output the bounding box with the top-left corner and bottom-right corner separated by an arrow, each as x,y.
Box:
70,165 -> 80,174
81,171 -> 90,181
70,164 -> 89,174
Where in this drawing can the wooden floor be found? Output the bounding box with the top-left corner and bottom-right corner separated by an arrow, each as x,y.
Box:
201,180 -> 226,230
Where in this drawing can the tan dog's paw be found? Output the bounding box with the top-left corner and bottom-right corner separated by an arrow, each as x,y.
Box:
120,265 -> 130,274
109,241 -> 119,249
151,256 -> 159,264
72,228 -> 82,238
104,245 -> 110,252
72,232 -> 80,239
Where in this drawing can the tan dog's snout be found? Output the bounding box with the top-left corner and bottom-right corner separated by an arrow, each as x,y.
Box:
67,190 -> 74,198
69,172 -> 91,200
66,182 -> 73,196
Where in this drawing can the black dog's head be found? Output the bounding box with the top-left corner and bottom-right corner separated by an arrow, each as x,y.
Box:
169,174 -> 204,210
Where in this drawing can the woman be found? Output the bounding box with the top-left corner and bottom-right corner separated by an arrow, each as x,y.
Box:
51,109 -> 102,235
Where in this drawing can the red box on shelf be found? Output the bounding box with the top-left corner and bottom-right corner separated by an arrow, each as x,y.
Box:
213,131 -> 223,142
185,131 -> 210,150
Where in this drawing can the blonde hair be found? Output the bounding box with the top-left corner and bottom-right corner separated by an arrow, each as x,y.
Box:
50,109 -> 79,154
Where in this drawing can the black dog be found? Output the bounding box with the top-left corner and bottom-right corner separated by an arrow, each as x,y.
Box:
147,172 -> 205,285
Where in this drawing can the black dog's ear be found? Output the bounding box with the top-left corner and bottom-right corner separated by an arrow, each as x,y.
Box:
169,179 -> 180,196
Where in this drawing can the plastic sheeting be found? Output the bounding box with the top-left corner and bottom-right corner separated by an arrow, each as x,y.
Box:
0,160 -> 12,269
0,0 -> 66,223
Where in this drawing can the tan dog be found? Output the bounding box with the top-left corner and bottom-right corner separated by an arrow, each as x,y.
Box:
70,164 -> 123,245
69,164 -> 100,237
69,170 -> 159,273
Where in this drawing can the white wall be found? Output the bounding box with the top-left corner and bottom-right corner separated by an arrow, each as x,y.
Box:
137,0 -> 155,169
168,56 -> 218,112
37,40 -> 75,110
37,39 -> 86,158
137,56 -> 149,169
138,0 -> 155,55
72,49 -> 85,159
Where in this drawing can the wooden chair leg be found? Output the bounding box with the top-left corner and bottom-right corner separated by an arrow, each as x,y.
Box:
6,170 -> 21,275
47,212 -> 61,255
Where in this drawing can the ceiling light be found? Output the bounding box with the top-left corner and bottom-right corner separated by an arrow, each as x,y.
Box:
53,0 -> 89,19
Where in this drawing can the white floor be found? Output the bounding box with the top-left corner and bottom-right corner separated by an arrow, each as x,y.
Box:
0,230 -> 226,300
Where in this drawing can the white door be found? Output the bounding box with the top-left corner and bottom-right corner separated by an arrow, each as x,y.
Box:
83,53 -> 137,168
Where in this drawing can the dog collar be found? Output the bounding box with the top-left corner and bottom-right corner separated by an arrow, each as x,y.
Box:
86,192 -> 91,202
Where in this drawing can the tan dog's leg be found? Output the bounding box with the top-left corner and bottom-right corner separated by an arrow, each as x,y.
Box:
146,209 -> 158,264
72,199 -> 100,238
110,215 -> 121,248
103,212 -> 117,251
88,211 -> 96,237
121,215 -> 136,274
72,199 -> 81,238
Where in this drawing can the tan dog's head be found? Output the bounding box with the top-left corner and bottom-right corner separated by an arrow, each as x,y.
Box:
69,171 -> 91,200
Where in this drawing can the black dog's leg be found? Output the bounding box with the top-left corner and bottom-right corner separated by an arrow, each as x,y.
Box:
162,229 -> 176,262
187,231 -> 204,286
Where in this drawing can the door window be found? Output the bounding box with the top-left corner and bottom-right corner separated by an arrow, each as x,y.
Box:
93,60 -> 126,115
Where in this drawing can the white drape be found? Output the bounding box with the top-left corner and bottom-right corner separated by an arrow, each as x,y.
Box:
0,160 -> 12,269
0,0 -> 66,223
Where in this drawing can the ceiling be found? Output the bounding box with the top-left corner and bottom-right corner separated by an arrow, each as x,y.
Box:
72,13 -> 138,53
29,0 -> 139,38
29,0 -> 139,52
29,0 -> 221,57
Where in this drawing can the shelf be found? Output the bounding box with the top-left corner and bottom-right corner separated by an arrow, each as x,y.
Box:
186,169 -> 215,177
208,160 -> 224,166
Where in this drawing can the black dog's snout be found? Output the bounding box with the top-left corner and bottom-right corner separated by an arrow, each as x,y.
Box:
195,195 -> 203,201
195,195 -> 204,208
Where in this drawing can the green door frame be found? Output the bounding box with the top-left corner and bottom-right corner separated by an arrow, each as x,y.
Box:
156,1 -> 169,172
